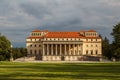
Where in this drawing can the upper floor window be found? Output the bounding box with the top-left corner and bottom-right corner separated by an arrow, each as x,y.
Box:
86,39 -> 88,41
86,45 -> 88,47
96,39 -> 97,41
96,45 -> 98,47
91,45 -> 93,47
91,39 -> 93,41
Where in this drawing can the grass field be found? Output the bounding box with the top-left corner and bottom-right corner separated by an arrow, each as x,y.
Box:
0,62 -> 120,80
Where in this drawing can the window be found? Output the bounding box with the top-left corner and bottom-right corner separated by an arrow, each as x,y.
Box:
91,45 -> 93,47
91,39 -> 93,41
35,50 -> 37,54
91,50 -> 93,55
86,50 -> 88,55
30,45 -> 32,47
39,45 -> 41,47
86,39 -> 88,41
75,44 -> 77,47
75,50 -> 77,55
86,45 -> 88,47
30,50 -> 32,54
35,44 -> 37,47
95,50 -> 98,55
96,39 -> 97,41
39,50 -> 41,54
96,45 -> 97,47
79,51 -> 81,55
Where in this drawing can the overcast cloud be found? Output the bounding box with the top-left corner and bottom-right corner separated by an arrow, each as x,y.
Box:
0,0 -> 120,47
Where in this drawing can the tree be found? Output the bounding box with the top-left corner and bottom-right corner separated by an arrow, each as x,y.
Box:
111,23 -> 120,47
0,34 -> 11,61
12,47 -> 27,60
113,48 -> 120,60
102,37 -> 111,59
111,23 -> 120,60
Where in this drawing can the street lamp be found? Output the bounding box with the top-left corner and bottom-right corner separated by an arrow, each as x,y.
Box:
10,44 -> 13,61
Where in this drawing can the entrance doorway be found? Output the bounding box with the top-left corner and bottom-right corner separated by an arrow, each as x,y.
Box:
35,53 -> 42,60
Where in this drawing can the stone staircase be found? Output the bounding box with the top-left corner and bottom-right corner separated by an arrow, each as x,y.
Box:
14,56 -> 35,62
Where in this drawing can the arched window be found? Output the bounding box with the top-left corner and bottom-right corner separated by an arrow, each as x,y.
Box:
39,45 -> 41,47
86,45 -> 88,47
91,45 -> 93,47
30,50 -> 32,55
35,50 -> 37,54
86,39 -> 88,41
35,44 -> 37,47
39,50 -> 41,54
91,39 -> 93,41
91,50 -> 93,55
95,50 -> 98,55
86,50 -> 88,55
96,45 -> 97,47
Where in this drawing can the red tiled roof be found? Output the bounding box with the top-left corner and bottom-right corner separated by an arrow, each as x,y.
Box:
45,32 -> 83,38
27,30 -> 100,39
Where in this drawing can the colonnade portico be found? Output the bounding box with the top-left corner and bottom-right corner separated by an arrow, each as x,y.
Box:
42,42 -> 83,61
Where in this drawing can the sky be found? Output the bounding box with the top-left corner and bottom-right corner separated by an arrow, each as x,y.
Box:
0,0 -> 120,47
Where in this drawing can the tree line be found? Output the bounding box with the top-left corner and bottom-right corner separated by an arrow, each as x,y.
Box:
0,23 -> 120,61
102,23 -> 120,61
0,34 -> 27,61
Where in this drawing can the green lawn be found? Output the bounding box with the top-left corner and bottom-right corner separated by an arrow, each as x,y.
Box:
0,62 -> 120,80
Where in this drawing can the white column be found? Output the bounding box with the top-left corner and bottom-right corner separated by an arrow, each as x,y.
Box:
73,44 -> 75,55
43,44 -> 45,56
69,44 -> 70,56
80,44 -> 82,55
77,44 -> 79,55
51,44 -> 53,55
55,44 -> 57,55
60,44 -> 61,55
65,44 -> 66,55
47,44 -> 49,55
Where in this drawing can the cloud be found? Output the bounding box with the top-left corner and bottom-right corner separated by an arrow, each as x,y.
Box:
0,0 -> 120,47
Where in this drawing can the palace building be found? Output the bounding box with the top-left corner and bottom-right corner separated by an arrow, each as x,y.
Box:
26,29 -> 102,61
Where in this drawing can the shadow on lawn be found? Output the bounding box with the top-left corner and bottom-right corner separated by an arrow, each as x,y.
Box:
0,62 -> 120,80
